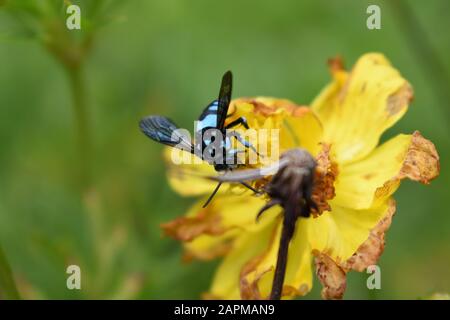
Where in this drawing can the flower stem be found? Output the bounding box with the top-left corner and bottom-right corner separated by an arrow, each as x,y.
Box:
270,216 -> 295,300
0,244 -> 20,300
389,0 -> 450,123
67,65 -> 92,190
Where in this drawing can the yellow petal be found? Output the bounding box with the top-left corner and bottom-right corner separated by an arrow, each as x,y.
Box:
164,147 -> 220,196
282,219 -> 313,298
208,220 -> 276,299
333,131 -> 440,210
162,194 -> 276,241
281,107 -> 323,156
313,199 -> 396,299
162,194 -> 280,265
231,98 -> 323,155
341,199 -> 396,272
312,53 -> 413,164
183,230 -> 240,261
307,199 -> 394,262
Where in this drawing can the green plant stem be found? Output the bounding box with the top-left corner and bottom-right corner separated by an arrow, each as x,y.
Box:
0,244 -> 20,300
67,65 -> 92,190
389,0 -> 450,124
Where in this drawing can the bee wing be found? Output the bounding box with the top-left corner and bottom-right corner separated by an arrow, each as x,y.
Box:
139,115 -> 194,153
196,71 -> 232,131
217,70 -> 232,130
214,158 -> 290,182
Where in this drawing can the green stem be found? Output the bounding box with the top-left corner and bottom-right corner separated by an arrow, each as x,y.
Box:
67,65 -> 92,190
389,0 -> 450,123
0,244 -> 20,300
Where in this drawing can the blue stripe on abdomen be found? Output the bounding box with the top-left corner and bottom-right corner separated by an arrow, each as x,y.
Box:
196,114 -> 218,131
197,100 -> 219,131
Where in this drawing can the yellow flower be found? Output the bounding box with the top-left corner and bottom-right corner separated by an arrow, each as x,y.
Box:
161,53 -> 440,299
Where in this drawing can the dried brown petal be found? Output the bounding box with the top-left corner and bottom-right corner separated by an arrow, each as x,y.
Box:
239,255 -> 267,300
374,131 -> 440,202
398,131 -> 440,184
341,199 -> 396,272
314,252 -> 346,300
327,55 -> 345,75
386,83 -> 414,116
161,208 -> 227,242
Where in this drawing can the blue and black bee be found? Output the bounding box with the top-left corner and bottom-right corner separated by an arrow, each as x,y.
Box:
139,71 -> 259,207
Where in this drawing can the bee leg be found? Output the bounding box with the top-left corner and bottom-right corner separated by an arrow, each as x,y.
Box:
202,182 -> 223,208
225,116 -> 249,129
256,198 -> 282,222
228,131 -> 261,156
225,148 -> 246,167
224,166 -> 263,194
240,181 -> 263,195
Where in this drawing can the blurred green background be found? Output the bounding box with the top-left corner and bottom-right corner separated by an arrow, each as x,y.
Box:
0,0 -> 448,299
